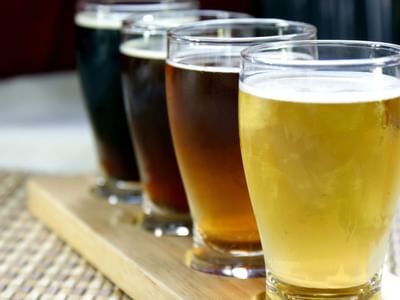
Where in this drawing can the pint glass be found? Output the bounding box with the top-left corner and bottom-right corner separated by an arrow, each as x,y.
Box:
120,10 -> 248,235
239,40 -> 400,298
75,0 -> 196,203
166,19 -> 316,277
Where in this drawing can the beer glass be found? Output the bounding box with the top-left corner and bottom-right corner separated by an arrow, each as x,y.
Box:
75,0 -> 196,203
120,10 -> 249,235
239,40 -> 400,298
166,19 -> 316,277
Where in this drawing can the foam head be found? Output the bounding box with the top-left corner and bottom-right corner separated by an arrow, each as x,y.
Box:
240,72 -> 400,104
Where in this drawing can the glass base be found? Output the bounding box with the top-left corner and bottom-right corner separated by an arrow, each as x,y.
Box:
138,194 -> 192,237
91,176 -> 142,204
186,230 -> 265,278
263,271 -> 382,300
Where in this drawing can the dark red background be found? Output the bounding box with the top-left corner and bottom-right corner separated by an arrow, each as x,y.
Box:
0,1 -> 252,78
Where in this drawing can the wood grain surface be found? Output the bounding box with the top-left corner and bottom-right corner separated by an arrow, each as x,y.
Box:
26,175 -> 265,300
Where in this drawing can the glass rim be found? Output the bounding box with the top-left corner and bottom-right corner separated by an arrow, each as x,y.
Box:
167,18 -> 317,45
77,0 -> 197,13
122,9 -> 250,32
241,40 -> 400,68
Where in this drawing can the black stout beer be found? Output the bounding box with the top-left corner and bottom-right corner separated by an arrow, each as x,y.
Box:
75,1 -> 196,201
75,10 -> 139,182
120,39 -> 188,213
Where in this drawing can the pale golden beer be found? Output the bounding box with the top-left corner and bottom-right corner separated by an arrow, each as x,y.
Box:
240,71 -> 400,293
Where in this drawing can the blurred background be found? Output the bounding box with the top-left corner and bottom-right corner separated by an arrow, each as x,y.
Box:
1,0 -> 399,174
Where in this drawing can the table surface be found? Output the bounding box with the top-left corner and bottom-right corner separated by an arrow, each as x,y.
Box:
0,172 -> 399,299
0,72 -> 97,174
0,172 -> 131,299
0,73 -> 131,298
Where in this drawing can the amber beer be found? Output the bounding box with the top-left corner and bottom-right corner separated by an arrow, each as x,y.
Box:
166,54 -> 260,250
239,72 -> 400,289
121,40 -> 188,213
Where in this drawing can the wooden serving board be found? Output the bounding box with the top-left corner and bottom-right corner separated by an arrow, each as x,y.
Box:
26,175 -> 265,300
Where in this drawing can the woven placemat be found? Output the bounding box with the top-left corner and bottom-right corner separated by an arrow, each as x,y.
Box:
0,173 -> 131,300
0,172 -> 400,299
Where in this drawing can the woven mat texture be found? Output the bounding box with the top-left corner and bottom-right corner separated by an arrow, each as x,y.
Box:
0,173 -> 131,300
0,172 -> 400,299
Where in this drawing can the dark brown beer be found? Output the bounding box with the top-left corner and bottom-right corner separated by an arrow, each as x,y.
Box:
121,40 -> 188,213
165,54 -> 260,250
